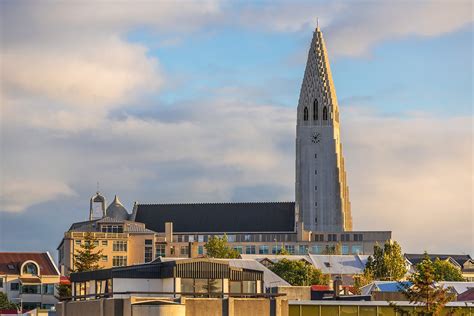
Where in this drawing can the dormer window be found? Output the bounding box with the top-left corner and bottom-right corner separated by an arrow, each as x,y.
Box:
101,224 -> 123,233
22,262 -> 38,275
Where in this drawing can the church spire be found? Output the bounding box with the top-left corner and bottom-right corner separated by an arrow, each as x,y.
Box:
295,26 -> 352,232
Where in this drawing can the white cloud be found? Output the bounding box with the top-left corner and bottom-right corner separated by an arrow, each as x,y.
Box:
235,0 -> 473,57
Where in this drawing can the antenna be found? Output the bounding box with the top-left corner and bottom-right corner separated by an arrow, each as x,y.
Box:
97,181 -> 100,193
317,17 -> 319,29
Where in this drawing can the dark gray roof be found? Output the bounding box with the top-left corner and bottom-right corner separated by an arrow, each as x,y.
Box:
405,254 -> 472,267
133,202 -> 295,233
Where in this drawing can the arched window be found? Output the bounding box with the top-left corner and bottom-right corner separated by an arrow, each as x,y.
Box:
313,99 -> 318,120
23,262 -> 38,275
303,107 -> 308,121
323,106 -> 328,120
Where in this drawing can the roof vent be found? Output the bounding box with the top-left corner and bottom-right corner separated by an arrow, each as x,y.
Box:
324,262 -> 331,268
7,264 -> 15,270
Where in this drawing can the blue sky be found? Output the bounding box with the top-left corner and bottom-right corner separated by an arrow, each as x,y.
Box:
0,0 -> 472,258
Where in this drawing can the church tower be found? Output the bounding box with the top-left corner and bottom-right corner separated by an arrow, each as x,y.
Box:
295,26 -> 352,232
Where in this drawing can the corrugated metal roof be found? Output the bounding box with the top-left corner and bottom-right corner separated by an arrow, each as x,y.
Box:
439,281 -> 474,295
308,255 -> 369,275
228,259 -> 290,288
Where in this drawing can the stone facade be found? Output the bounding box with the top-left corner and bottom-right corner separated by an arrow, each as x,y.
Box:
295,27 -> 352,232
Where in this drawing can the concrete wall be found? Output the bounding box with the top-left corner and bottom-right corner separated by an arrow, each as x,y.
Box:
229,298 -> 269,316
133,304 -> 185,316
183,298 -> 222,316
276,286 -> 311,300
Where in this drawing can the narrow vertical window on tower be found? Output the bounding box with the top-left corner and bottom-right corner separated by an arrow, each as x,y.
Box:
304,107 -> 309,121
323,106 -> 328,120
313,99 -> 318,120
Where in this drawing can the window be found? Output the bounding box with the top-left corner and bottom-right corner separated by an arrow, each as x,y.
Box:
94,240 -> 99,247
233,246 -> 243,254
198,246 -> 204,255
11,283 -> 19,291
341,234 -> 350,242
353,234 -> 363,242
188,235 -> 194,242
314,234 -> 324,242
315,186 -> 317,191
155,244 -> 166,258
342,245 -> 349,255
21,284 -> 40,294
242,281 -> 257,293
352,245 -> 363,255
198,235 -> 204,242
112,241 -> 127,252
313,99 -> 318,120
0,278 -> 3,288
101,255 -> 108,262
311,245 -> 322,254
328,234 -> 337,242
259,245 -> 269,254
315,170 -> 317,175
101,240 -> 108,246
75,240 -> 81,246
42,284 -> 54,295
180,246 -> 189,256
245,245 -> 256,254
285,245 -> 295,254
101,225 -> 123,233
145,239 -> 153,245
112,256 -> 127,267
299,245 -> 308,254
303,107 -> 309,121
145,245 -> 153,262
323,106 -> 328,120
230,281 -> 241,293
23,262 -> 38,275
244,234 -> 251,242
227,235 -> 236,242
272,245 -> 282,254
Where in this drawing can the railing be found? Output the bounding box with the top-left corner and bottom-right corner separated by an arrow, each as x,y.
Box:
67,232 -> 128,239
62,291 -> 287,301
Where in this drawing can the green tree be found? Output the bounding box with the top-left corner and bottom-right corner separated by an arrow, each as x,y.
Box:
56,283 -> 72,300
364,241 -> 406,281
0,292 -> 18,310
204,235 -> 240,259
432,258 -> 465,281
322,242 -> 342,255
394,255 -> 456,316
269,259 -> 329,286
277,247 -> 289,255
73,233 -> 103,272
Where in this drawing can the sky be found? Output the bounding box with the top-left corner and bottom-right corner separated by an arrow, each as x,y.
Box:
0,0 -> 472,259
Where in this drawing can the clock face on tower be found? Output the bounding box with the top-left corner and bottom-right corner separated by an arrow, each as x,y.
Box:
311,132 -> 321,144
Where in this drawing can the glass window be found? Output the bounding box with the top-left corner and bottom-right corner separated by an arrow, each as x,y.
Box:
259,245 -> 269,254
242,281 -> 256,293
303,107 -> 309,121
101,240 -> 108,246
198,235 -> 204,242
112,241 -> 127,252
42,284 -> 55,295
230,281 -> 241,293
11,283 -> 19,291
272,245 -> 282,254
145,246 -> 153,262
0,278 -> 3,288
233,246 -> 243,254
145,239 -> 153,245
188,235 -> 195,242
342,245 -> 349,255
208,279 -> 223,293
23,263 -> 38,275
21,284 -> 41,294
194,279 -> 208,293
198,246 -> 204,255
244,235 -> 251,242
311,245 -> 322,254
112,256 -> 127,267
298,245 -> 308,254
75,240 -> 81,245
352,245 -> 363,255
285,245 -> 295,254
101,255 -> 108,262
155,244 -> 166,258
181,279 -> 193,294
227,235 -> 236,242
245,245 -> 256,254
180,246 -> 189,256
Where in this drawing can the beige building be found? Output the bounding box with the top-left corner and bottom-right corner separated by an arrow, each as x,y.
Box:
0,252 -> 60,310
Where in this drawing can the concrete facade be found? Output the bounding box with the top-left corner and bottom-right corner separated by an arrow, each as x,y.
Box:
295,27 -> 352,233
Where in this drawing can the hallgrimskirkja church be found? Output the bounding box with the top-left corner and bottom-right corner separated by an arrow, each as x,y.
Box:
58,27 -> 391,274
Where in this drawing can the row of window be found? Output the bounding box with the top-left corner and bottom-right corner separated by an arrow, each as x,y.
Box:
100,225 -> 124,233
173,233 -> 364,244
112,256 -> 127,267
229,244 -> 363,255
303,100 -> 328,121
3,283 -> 54,294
